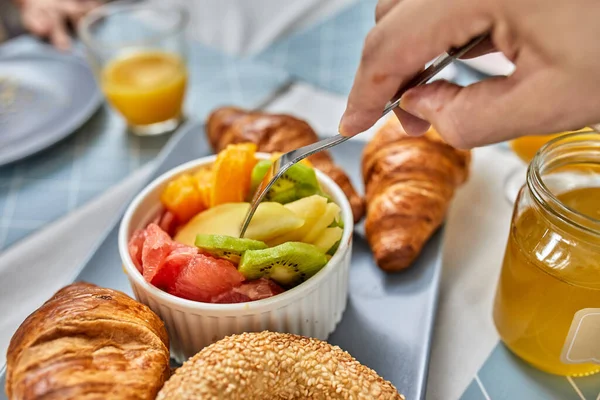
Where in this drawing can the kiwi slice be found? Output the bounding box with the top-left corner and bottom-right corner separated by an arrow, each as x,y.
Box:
327,240 -> 341,256
238,242 -> 328,287
194,234 -> 268,263
250,160 -> 272,196
249,160 -> 321,204
328,215 -> 344,229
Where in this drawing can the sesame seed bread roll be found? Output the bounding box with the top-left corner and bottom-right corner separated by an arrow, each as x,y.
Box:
157,331 -> 404,400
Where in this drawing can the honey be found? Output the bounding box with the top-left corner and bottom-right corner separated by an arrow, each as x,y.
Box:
494,187 -> 600,376
493,132 -> 600,376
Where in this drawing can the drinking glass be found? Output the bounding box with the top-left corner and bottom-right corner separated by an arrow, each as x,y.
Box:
503,128 -> 595,204
79,1 -> 189,136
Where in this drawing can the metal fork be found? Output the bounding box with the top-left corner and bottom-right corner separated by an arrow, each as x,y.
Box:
239,35 -> 487,238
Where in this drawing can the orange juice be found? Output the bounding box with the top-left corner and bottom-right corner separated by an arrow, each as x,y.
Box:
101,51 -> 187,126
494,187 -> 600,376
510,128 -> 593,163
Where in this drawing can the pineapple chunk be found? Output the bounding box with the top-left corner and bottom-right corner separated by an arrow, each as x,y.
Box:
302,202 -> 340,243
313,226 -> 343,253
174,202 -> 304,246
268,195 -> 328,246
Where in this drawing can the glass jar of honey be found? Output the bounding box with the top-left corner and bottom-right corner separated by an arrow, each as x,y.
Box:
493,131 -> 600,377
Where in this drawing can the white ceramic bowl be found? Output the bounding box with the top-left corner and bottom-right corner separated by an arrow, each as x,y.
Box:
118,153 -> 354,363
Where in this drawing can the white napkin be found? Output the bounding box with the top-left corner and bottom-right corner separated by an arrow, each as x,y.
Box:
460,53 -> 516,76
430,145 -> 517,400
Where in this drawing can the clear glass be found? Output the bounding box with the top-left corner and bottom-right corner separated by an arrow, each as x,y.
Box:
493,131 -> 600,376
78,1 -> 189,136
503,129 -> 596,204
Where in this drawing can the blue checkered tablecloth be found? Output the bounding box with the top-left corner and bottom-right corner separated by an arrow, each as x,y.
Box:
0,36 -> 290,250
252,0 -> 458,92
461,343 -> 600,400
255,0 -> 377,96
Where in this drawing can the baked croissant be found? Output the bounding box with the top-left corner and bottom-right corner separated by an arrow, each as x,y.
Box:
207,107 -> 365,222
6,282 -> 170,400
362,117 -> 471,271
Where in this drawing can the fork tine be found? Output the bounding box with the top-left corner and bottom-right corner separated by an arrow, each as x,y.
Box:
238,135 -> 349,238
239,156 -> 284,238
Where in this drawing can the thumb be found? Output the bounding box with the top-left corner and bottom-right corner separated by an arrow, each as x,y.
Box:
398,77 -> 531,148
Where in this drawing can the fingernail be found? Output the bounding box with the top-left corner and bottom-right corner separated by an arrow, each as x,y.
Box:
338,122 -> 347,136
338,113 -> 353,136
399,89 -> 425,119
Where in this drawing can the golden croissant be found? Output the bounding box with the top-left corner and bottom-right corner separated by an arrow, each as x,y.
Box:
5,282 -> 170,400
362,117 -> 471,271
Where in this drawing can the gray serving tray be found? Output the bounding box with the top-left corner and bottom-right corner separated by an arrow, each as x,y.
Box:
1,120 -> 443,400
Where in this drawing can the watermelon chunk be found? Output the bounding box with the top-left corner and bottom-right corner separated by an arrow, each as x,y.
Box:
158,210 -> 179,237
169,254 -> 244,302
151,245 -> 198,290
141,223 -> 176,283
236,278 -> 284,300
150,209 -> 180,237
128,229 -> 147,273
211,290 -> 251,304
211,278 -> 284,303
128,223 -> 282,304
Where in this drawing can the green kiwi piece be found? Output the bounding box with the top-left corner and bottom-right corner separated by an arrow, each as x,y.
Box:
194,234 -> 268,263
249,160 -> 321,204
238,242 -> 328,287
328,216 -> 344,229
326,240 -> 341,256
249,160 -> 271,196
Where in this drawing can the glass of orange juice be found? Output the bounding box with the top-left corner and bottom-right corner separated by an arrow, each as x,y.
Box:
494,131 -> 600,376
79,1 -> 189,136
504,128 -> 594,203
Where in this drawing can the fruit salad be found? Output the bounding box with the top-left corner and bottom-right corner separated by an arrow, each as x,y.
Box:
128,144 -> 344,304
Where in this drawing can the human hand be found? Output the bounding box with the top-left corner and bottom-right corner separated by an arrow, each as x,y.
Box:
339,0 -> 600,148
18,0 -> 101,50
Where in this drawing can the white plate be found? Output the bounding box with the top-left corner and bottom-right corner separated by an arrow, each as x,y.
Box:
0,45 -> 102,166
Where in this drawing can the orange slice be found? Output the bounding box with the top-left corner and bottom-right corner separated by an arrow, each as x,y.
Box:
210,143 -> 257,206
160,174 -> 205,222
194,167 -> 212,209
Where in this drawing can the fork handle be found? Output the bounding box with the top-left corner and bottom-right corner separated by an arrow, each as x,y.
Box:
297,36 -> 488,151
290,36 -> 488,162
382,34 -> 488,115
285,135 -> 351,167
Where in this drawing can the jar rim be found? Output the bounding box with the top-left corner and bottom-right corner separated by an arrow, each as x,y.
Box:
528,130 -> 600,237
